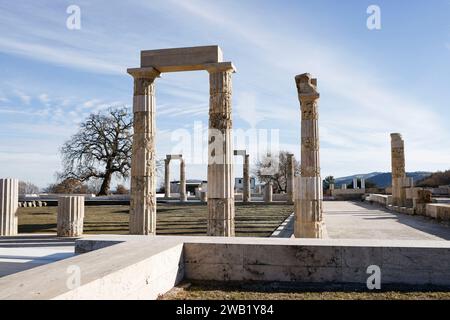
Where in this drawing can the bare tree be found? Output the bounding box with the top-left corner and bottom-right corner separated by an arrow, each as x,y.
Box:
254,151 -> 300,193
19,181 -> 40,195
59,107 -> 132,196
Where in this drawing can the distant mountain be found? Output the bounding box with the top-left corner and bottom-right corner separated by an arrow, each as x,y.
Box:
334,171 -> 432,188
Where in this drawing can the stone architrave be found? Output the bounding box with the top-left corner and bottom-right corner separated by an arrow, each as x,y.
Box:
293,73 -> 324,238
206,63 -> 236,236
127,67 -> 160,235
391,133 -> 412,207
234,150 -> 251,203
0,178 -> 19,236
264,181 -> 273,203
286,154 -> 295,204
57,196 -> 84,237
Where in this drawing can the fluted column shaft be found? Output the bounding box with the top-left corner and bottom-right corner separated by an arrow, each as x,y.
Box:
294,73 -> 324,238
127,67 -> 160,235
391,133 -> 410,207
207,63 -> 235,236
57,196 -> 84,237
0,178 -> 18,236
180,159 -> 187,202
287,154 -> 295,203
264,181 -> 273,203
164,158 -> 171,198
243,154 -> 251,203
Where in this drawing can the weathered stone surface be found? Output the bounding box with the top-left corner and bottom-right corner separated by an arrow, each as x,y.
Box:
233,150 -> 250,203
391,133 -> 411,207
207,63 -> 235,236
164,158 -> 170,198
0,178 -> 18,236
141,46 -> 223,72
57,196 -> 84,237
264,181 -> 273,203
127,67 -> 160,235
294,73 -> 324,238
286,154 -> 295,203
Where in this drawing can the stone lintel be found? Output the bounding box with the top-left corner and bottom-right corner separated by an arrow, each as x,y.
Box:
141,46 -> 223,72
233,150 -> 246,157
166,154 -> 182,160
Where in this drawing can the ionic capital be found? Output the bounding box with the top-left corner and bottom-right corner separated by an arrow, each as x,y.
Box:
127,67 -> 161,80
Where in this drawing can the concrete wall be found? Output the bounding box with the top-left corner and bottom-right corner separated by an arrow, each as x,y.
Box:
2,235 -> 450,299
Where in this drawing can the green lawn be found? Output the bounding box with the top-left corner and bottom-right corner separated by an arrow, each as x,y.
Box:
18,203 -> 293,237
160,281 -> 450,300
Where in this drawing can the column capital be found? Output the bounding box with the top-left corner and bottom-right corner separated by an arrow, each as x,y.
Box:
205,62 -> 236,74
295,73 -> 320,102
127,67 -> 161,80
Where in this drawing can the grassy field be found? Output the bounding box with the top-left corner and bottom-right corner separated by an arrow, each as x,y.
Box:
160,281 -> 450,300
18,203 -> 293,237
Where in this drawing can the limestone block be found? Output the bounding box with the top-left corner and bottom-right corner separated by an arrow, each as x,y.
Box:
57,196 -> 84,237
0,178 -> 19,236
141,46 -> 223,72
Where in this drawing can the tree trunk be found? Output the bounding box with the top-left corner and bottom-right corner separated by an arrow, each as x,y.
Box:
98,170 -> 112,196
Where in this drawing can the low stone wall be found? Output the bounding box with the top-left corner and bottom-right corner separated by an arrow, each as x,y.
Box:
367,194 -> 450,222
332,189 -> 366,200
1,235 -> 450,299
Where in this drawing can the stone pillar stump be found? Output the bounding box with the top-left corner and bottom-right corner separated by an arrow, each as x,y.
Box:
57,196 -> 84,237
0,178 -> 19,236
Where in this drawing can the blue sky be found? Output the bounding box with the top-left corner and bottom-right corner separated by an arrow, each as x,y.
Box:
0,0 -> 449,189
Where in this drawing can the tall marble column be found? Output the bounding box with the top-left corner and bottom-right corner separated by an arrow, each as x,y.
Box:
286,154 -> 295,204
0,178 -> 18,236
57,196 -> 84,237
164,158 -> 171,198
353,178 -> 358,189
180,158 -> 187,202
127,67 -> 160,235
391,133 -> 410,207
243,154 -> 251,203
206,63 -> 236,236
294,73 -> 324,238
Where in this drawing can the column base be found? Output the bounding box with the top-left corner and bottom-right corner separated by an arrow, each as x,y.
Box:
294,220 -> 325,238
207,198 -> 235,236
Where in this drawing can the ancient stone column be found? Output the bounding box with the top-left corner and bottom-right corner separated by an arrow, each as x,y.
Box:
286,154 -> 295,204
391,133 -> 410,207
234,150 -> 250,203
294,73 -> 324,238
353,178 -> 358,189
342,184 -> 347,190
361,178 -> 366,190
264,181 -> 273,203
127,67 -> 160,235
164,158 -> 171,198
243,154 -> 251,203
0,178 -> 19,236
180,158 -> 187,202
206,63 -> 236,236
329,183 -> 335,191
57,196 -> 84,237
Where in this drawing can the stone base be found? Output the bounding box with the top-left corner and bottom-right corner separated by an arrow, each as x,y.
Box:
207,198 -> 235,236
294,220 -> 324,238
